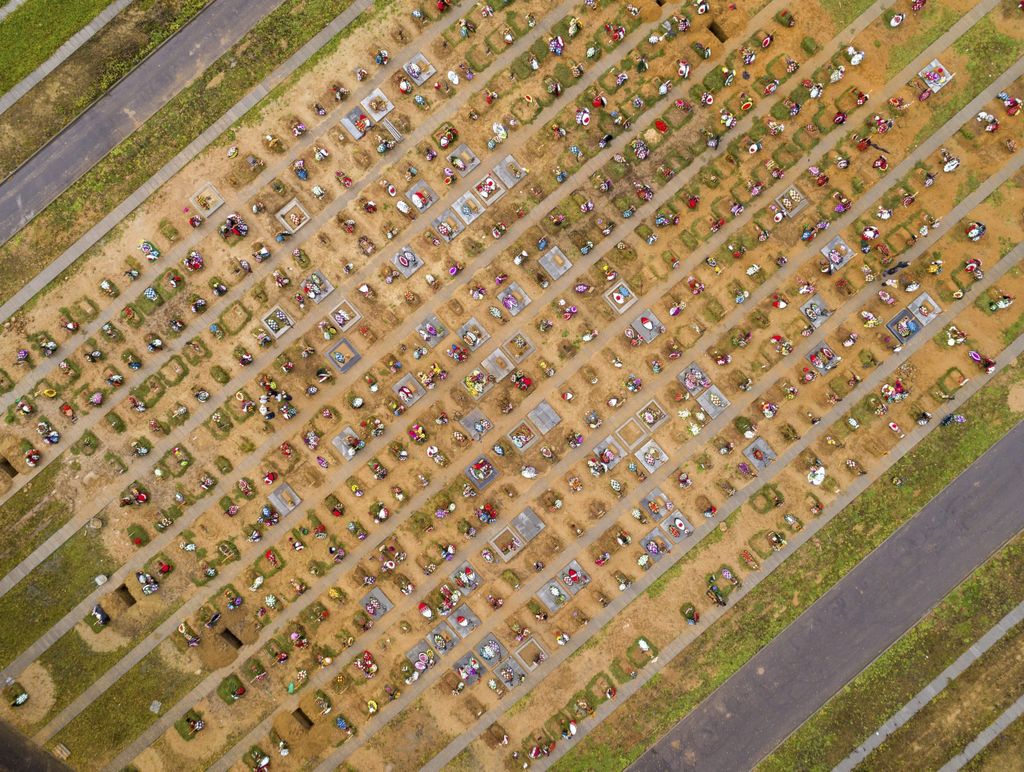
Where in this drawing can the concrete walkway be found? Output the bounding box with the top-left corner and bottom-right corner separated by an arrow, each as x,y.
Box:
0,0 -> 134,115
940,692 -> 1024,771
836,601 -> 1024,771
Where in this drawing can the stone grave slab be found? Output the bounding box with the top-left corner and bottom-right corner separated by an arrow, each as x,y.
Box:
497,282 -> 531,316
457,317 -> 490,350
447,603 -> 481,638
326,338 -> 360,373
393,374 -> 426,407
358,587 -> 393,619
460,409 -> 494,441
678,362 -> 712,395
629,309 -> 664,343
592,435 -> 626,471
636,439 -> 669,473
615,417 -> 648,451
502,332 -> 535,363
494,154 -> 527,188
452,652 -> 484,685
481,350 -> 514,381
887,308 -> 922,343
539,246 -> 572,280
406,180 -> 438,213
451,561 -> 481,595
512,507 -> 545,541
465,455 -> 499,490
447,143 -> 480,176
267,482 -> 300,514
476,637 -> 508,669
537,579 -> 570,612
799,294 -> 831,329
405,640 -> 439,675
820,235 -> 854,272
495,656 -> 528,689
807,341 -> 842,372
507,420 -> 537,450
636,399 -> 668,432
275,197 -> 310,233
340,106 -> 373,140
528,401 -> 561,434
490,525 -> 524,562
774,183 -> 809,218
697,385 -> 730,418
262,306 -> 294,339
359,88 -> 394,121
453,191 -> 484,225
640,528 -> 672,562
416,314 -> 447,347
661,514 -> 694,543
473,173 -> 506,204
327,299 -> 361,331
331,426 -> 364,460
403,53 -> 435,86
515,639 -> 547,671
743,437 -> 777,470
557,560 -> 590,595
189,182 -> 224,216
640,487 -> 676,522
462,369 -> 494,400
301,270 -> 334,304
920,58 -> 954,93
909,292 -> 941,326
392,245 -> 423,278
431,209 -> 464,242
604,281 -> 638,314
426,622 -> 457,656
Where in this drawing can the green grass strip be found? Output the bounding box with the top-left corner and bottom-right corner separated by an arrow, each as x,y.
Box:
0,0 -> 113,94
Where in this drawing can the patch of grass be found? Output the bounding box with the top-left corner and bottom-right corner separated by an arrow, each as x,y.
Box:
216,672 -> 244,704
557,355 -> 1024,771
33,629 -> 129,733
0,0 -> 112,95
816,0 -> 877,31
0,457 -> 72,577
0,527 -> 116,668
48,646 -> 202,768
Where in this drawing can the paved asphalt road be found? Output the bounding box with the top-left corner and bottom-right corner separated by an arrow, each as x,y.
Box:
631,420 -> 1024,772
0,719 -> 69,772
0,0 -> 287,246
